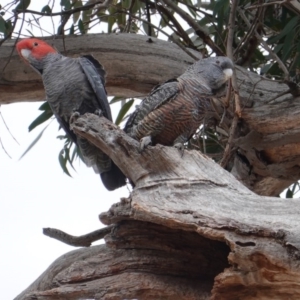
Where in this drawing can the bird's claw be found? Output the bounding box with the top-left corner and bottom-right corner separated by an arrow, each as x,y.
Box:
69,111 -> 80,127
94,109 -> 103,117
139,136 -> 152,152
174,142 -> 185,157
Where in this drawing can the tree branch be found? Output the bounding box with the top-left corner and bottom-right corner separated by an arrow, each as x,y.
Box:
157,0 -> 225,56
238,7 -> 290,79
15,0 -> 112,17
43,225 -> 114,247
221,0 -> 241,168
0,34 -> 200,104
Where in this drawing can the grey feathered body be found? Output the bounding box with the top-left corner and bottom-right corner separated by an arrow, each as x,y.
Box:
125,56 -> 233,146
42,55 -> 111,172
29,53 -> 126,190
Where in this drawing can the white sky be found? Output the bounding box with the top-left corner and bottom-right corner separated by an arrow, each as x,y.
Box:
1,102 -> 130,299
0,1 -> 131,299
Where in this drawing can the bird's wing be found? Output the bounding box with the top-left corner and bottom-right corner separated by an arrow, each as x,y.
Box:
46,102 -> 78,144
125,79 -> 179,132
79,55 -> 112,121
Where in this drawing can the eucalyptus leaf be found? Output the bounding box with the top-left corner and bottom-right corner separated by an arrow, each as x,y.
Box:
78,18 -> 85,34
72,0 -> 82,23
0,16 -> 5,33
19,123 -> 50,160
282,30 -> 294,63
69,24 -> 75,35
213,0 -> 227,17
58,149 -> 72,177
115,99 -> 134,125
15,0 -> 31,11
41,5 -> 51,14
39,101 -> 50,111
286,188 -> 293,198
28,111 -> 53,132
4,19 -> 12,37
109,96 -> 126,104
82,8 -> 92,33
61,0 -> 72,10
267,16 -> 300,44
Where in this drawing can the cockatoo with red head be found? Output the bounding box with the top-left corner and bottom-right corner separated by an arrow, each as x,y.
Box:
16,38 -> 126,191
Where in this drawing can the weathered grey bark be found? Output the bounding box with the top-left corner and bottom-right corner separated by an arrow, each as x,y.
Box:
1,33 -> 298,196
0,33 -> 201,103
15,114 -> 300,300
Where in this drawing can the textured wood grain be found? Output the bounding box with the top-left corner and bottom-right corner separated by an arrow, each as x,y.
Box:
0,34 -> 200,103
74,115 -> 300,300
15,222 -> 217,300
15,114 -> 300,299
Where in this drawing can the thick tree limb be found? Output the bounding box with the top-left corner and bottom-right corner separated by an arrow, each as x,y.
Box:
0,33 -> 200,104
15,113 -> 300,300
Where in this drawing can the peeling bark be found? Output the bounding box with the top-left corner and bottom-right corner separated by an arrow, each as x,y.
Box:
15,114 -> 300,300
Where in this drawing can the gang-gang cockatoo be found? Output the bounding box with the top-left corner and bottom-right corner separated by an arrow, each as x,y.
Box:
124,56 -> 234,151
16,38 -> 126,191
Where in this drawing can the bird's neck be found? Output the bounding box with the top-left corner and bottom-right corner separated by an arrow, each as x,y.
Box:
30,53 -> 62,75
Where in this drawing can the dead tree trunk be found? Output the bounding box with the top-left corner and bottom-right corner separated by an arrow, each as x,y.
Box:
15,114 -> 300,300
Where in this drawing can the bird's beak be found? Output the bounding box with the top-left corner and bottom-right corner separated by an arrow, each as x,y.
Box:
223,68 -> 233,80
19,49 -> 31,61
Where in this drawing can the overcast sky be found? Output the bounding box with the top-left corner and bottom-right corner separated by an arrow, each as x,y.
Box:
1,101 -> 130,299
0,1 -> 131,299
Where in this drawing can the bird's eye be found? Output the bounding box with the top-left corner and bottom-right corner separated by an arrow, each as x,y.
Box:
33,42 -> 38,46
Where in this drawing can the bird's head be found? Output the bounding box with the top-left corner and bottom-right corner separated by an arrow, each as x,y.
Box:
218,58 -> 234,81
16,38 -> 57,74
191,56 -> 234,92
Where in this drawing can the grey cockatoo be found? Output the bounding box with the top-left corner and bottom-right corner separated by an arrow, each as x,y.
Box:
124,56 -> 234,150
16,38 -> 126,191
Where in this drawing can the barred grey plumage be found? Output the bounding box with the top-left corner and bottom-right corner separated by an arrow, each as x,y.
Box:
124,56 -> 233,150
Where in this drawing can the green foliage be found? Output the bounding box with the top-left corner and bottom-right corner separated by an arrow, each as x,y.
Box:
61,0 -> 72,10
0,4 -> 13,38
57,137 -> 79,177
15,0 -> 31,11
72,0 -> 82,23
0,15 -> 5,33
41,5 -> 52,14
188,128 -> 224,162
285,183 -> 300,199
28,102 -> 53,132
109,96 -> 126,104
78,18 -> 85,34
19,123 -> 51,160
115,99 -> 134,125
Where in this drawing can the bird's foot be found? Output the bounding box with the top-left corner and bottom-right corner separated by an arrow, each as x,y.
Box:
69,111 -> 81,127
94,109 -> 103,117
139,136 -> 152,152
174,142 -> 185,157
